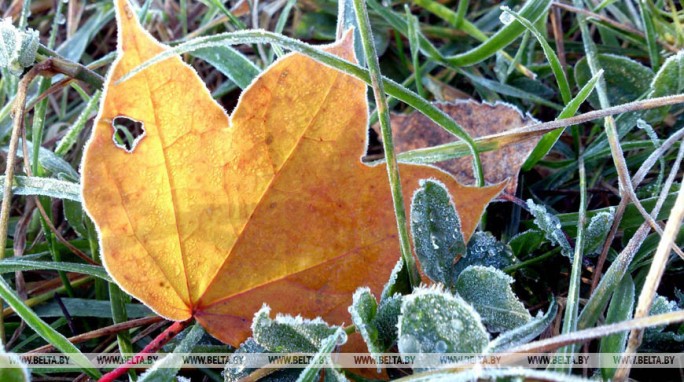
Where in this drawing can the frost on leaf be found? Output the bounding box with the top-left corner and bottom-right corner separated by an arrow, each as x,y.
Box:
224,338 -> 267,382
644,51 -> 684,121
454,266 -> 531,333
411,179 -> 466,287
349,288 -> 381,356
0,344 -> 30,382
0,18 -> 38,76
453,231 -> 517,279
349,288 -> 401,358
648,295 -> 678,334
227,309 -> 346,382
486,299 -> 557,352
583,208 -> 615,256
252,305 -> 342,353
526,199 -> 573,259
398,286 -> 488,370
380,258 -> 410,301
642,295 -> 684,351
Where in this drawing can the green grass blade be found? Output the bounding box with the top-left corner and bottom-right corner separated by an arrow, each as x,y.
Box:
0,176 -> 80,201
353,0 -> 419,287
501,7 -> 571,104
0,277 -> 101,378
522,69 -> 603,170
0,258 -> 110,281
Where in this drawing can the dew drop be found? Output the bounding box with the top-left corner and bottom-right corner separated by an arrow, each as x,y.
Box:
499,11 -> 514,25
398,334 -> 420,354
435,340 -> 447,353
451,319 -> 463,332
336,331 -> 348,345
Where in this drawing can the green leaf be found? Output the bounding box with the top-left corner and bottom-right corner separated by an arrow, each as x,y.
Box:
0,345 -> 30,382
349,288 -> 401,357
583,208 -> 615,256
454,231 -> 517,278
410,180 -> 465,287
526,199 -> 573,259
486,299 -> 557,352
574,53 -> 653,109
296,329 -> 346,382
224,338 -> 266,382
599,275 -> 634,380
380,258 -> 411,301
643,50 -> 684,121
252,305 -> 340,353
63,199 -> 88,237
11,140 -> 79,180
191,46 -> 260,90
454,265 -> 531,333
374,295 -> 402,351
138,325 -> 205,382
0,18 -> 39,75
0,176 -> 80,202
349,288 -> 381,356
648,295 -> 678,333
649,50 -> 684,97
508,229 -> 544,258
398,286 -> 488,365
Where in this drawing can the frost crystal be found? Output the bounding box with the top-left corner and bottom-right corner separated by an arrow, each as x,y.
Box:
398,286 -> 488,370
251,305 -> 339,353
454,231 -> 517,279
410,179 -> 466,287
583,208 -> 615,255
499,7 -> 515,25
454,265 -> 531,332
526,199 -> 573,259
0,18 -> 39,76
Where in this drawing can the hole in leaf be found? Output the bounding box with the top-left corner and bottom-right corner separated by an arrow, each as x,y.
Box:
111,116 -> 145,152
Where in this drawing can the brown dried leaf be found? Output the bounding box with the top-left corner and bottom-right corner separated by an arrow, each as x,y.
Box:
377,101 -> 540,194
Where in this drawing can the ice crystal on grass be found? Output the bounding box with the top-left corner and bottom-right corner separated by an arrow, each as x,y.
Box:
454,265 -> 531,332
526,199 -> 573,259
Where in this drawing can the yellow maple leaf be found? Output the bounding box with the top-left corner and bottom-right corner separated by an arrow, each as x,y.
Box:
81,0 -> 504,346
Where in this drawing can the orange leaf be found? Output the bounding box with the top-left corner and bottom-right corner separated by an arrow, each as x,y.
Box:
81,0 -> 504,347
